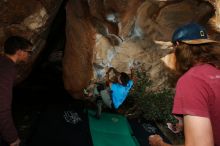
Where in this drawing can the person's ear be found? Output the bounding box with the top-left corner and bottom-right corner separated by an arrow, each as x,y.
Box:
161,52 -> 176,71
16,49 -> 23,56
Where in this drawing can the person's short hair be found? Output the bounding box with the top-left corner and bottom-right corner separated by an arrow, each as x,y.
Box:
4,36 -> 32,55
120,72 -> 130,86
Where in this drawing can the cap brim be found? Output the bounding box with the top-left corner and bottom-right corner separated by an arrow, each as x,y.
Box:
182,39 -> 218,44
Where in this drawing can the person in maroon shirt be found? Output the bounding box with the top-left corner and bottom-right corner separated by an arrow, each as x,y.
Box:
0,36 -> 32,146
149,23 -> 220,146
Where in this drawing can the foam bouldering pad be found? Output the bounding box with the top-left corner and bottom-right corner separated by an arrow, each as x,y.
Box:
27,103 -> 93,146
128,118 -> 171,146
88,110 -> 139,146
26,102 -> 170,146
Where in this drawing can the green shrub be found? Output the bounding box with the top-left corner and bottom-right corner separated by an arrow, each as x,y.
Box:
138,90 -> 175,122
128,69 -> 176,122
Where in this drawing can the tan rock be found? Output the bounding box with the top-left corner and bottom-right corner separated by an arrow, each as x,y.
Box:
63,0 -> 219,98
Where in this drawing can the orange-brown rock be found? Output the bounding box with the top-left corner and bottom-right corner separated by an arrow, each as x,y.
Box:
63,0 -> 96,98
63,0 -> 220,99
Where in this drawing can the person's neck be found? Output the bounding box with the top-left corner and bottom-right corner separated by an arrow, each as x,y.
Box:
5,54 -> 17,63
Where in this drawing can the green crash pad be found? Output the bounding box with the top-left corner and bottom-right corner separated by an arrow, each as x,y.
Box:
88,110 -> 139,146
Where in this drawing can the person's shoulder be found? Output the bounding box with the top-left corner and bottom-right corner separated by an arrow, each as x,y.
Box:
177,70 -> 196,86
188,64 -> 217,73
186,64 -> 220,79
0,55 -> 14,65
177,64 -> 214,85
111,82 -> 120,88
0,56 -> 16,75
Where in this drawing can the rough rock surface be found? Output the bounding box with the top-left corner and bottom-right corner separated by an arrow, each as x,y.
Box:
1,0 -> 219,98
63,0 -> 96,98
64,0 -> 220,98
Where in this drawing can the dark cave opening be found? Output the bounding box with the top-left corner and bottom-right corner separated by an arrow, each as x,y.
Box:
11,1 -> 86,145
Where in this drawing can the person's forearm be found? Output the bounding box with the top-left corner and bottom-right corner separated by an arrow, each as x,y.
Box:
112,68 -> 118,74
149,135 -> 183,146
108,67 -> 119,75
158,140 -> 172,146
152,140 -> 183,146
10,138 -> 20,146
106,67 -> 119,77
156,140 -> 184,146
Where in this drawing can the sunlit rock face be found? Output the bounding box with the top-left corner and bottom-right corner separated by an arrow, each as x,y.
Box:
64,0 -> 220,98
63,0 -> 96,98
0,0 -> 63,83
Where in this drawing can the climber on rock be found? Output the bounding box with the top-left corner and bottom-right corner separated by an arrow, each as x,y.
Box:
84,67 -> 134,119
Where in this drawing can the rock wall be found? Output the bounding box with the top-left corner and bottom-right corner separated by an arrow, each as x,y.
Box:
63,0 -> 96,98
1,0 -> 218,98
64,0 -> 220,98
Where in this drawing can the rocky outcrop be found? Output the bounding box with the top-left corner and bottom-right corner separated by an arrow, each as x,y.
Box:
64,0 -> 219,98
0,0 -> 63,83
2,0 -> 219,99
63,0 -> 96,98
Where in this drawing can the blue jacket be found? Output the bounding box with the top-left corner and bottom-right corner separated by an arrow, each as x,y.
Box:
111,80 -> 133,109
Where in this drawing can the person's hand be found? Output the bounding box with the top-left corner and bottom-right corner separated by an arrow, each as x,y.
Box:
149,135 -> 163,146
167,122 -> 183,133
148,135 -> 171,146
10,138 -> 20,146
166,115 -> 183,133
106,67 -> 114,74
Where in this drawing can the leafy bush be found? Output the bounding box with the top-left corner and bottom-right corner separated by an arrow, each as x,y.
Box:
138,90 -> 175,122
128,69 -> 176,122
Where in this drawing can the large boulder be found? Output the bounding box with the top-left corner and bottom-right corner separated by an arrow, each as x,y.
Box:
64,0 -> 219,98
63,0 -> 96,98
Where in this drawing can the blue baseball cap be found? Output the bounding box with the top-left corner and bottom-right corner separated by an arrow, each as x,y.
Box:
172,23 -> 217,44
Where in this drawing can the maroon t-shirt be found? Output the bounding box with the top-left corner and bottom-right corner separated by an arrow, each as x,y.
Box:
0,55 -> 18,144
173,64 -> 220,146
